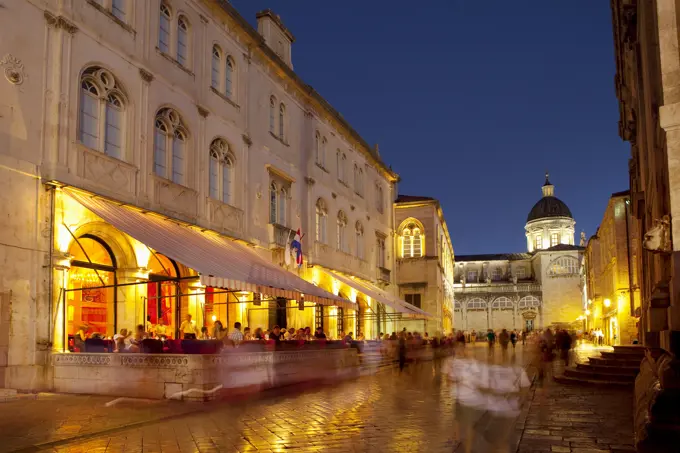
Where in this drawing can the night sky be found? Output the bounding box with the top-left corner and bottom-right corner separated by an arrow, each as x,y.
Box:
230,0 -> 629,255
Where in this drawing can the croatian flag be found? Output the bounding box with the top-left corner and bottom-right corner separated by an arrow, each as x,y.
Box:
291,229 -> 303,267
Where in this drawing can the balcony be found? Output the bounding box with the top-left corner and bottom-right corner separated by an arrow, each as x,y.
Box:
377,267 -> 391,284
267,223 -> 295,250
453,282 -> 542,294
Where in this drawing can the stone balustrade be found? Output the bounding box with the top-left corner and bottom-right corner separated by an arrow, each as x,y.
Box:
52,348 -> 359,401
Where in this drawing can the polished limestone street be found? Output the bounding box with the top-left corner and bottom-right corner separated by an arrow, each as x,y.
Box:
0,344 -> 634,453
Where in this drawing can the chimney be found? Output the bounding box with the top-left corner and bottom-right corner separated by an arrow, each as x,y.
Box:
256,9 -> 295,68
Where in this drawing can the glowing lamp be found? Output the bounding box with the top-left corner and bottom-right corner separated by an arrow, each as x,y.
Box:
588,299 -> 592,305
604,299 -> 611,308
211,315 -> 217,322
585,309 -> 591,316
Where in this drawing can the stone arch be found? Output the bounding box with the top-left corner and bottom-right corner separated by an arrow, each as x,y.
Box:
491,296 -> 514,310
547,255 -> 579,277
518,295 -> 541,310
70,221 -> 138,269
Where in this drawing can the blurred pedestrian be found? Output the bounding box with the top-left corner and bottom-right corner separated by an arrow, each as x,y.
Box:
510,330 -> 518,348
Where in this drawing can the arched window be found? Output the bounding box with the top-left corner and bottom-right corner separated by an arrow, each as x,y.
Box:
154,108 -> 188,185
336,150 -> 342,181
315,132 -> 321,164
159,3 -> 171,53
78,67 -> 126,160
278,104 -> 285,140
67,235 -> 117,340
491,297 -> 513,309
225,56 -> 235,98
355,221 -> 364,260
177,16 -> 189,67
376,184 -> 384,213
401,223 -> 423,258
337,211 -> 347,252
208,138 -> 235,205
518,296 -> 541,309
467,298 -> 487,310
211,45 -> 221,89
315,198 -> 327,243
269,96 -> 276,134
547,256 -> 579,276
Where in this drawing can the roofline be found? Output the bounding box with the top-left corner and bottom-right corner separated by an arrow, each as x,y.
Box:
210,1 -> 399,182
526,215 -> 574,225
394,198 -> 455,258
255,9 -> 296,42
610,190 -> 630,198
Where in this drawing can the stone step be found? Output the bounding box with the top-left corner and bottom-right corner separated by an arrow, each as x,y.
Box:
600,350 -> 645,359
588,356 -> 642,367
564,367 -> 636,382
576,363 -> 639,376
553,374 -> 634,387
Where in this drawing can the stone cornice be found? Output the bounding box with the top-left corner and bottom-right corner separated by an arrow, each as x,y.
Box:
44,11 -> 78,34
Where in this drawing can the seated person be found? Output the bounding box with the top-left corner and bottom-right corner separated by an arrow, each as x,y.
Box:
154,318 -> 168,339
113,328 -> 132,352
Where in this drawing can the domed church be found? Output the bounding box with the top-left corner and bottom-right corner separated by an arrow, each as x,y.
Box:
453,174 -> 585,333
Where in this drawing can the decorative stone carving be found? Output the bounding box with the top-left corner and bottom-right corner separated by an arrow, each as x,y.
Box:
53,354 -> 111,366
643,215 -> 672,253
44,11 -> 78,33
197,105 -> 209,118
580,231 -> 586,247
0,54 -> 25,85
79,147 -> 136,196
121,355 -> 188,368
242,134 -> 252,146
207,198 -> 244,235
304,177 -> 315,186
512,275 -> 518,285
153,177 -> 199,219
139,68 -> 153,83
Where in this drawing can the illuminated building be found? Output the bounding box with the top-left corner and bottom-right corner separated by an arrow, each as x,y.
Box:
394,196 -> 455,334
0,1 -> 429,392
583,191 -> 640,345
453,175 -> 584,332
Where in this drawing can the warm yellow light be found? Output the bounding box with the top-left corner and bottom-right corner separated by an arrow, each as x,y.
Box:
331,278 -> 340,296
604,299 -> 611,308
56,223 -> 72,253
132,240 -> 152,269
588,299 -> 592,305
349,288 -> 357,303
211,315 -> 217,322
585,309 -> 591,316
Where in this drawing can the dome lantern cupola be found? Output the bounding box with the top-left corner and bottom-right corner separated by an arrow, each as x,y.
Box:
525,173 -> 576,252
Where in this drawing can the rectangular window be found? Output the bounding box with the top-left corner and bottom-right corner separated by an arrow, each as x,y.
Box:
515,267 -> 526,279
111,0 -> 125,21
171,139 -> 184,185
159,14 -> 170,53
467,270 -> 478,282
278,191 -> 286,226
492,267 -> 502,281
80,92 -> 99,150
104,105 -> 122,159
376,236 -> 385,268
534,235 -> 542,250
550,232 -> 559,247
154,130 -> 167,178
405,294 -> 422,309
209,156 -> 219,200
269,189 -> 277,224
177,27 -> 188,66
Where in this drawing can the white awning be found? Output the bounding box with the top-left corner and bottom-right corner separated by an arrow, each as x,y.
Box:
64,188 -> 355,310
325,270 -> 433,320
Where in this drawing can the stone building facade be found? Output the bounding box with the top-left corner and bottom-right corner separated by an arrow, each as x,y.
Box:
453,176 -> 584,333
393,195 -> 455,334
583,191 -> 640,345
611,0 -> 680,351
0,0 -> 426,391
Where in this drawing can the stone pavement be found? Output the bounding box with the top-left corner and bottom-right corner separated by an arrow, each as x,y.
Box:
0,343 -> 635,453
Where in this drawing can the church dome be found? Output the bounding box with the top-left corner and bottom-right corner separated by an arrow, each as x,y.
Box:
527,196 -> 573,222
526,173 -> 573,223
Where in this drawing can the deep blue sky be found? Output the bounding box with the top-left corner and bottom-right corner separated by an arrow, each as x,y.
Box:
231,0 -> 629,255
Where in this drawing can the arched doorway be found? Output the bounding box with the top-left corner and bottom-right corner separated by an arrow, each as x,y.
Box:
67,235 -> 117,338
146,253 -> 180,336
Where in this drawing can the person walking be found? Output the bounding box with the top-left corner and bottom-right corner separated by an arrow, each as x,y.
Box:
470,329 -> 477,345
398,331 -> 407,372
510,330 -> 518,349
487,329 -> 496,356
499,328 -> 510,359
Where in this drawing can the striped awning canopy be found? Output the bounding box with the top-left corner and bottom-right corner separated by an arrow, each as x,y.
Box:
64,188 -> 355,310
325,270 -> 434,320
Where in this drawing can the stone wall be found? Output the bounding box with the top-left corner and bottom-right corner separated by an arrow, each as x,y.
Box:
52,349 -> 359,400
